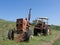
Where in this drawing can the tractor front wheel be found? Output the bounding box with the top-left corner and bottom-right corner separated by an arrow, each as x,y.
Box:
25,30 -> 32,42
8,29 -> 14,40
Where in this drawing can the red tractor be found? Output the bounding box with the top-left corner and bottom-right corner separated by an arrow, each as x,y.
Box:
34,17 -> 51,36
8,8 -> 32,42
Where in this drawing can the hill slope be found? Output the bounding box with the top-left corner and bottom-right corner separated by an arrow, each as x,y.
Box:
0,19 -> 15,30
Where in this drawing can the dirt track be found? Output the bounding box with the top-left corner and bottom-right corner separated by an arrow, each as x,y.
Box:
41,32 -> 60,45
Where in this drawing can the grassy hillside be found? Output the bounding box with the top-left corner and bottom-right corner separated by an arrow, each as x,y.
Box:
0,19 -> 15,30
0,19 -> 60,45
0,19 -> 15,42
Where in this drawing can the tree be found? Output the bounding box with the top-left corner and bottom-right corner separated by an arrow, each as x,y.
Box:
32,20 -> 37,26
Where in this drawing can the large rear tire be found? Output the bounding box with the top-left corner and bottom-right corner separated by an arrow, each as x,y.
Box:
43,28 -> 50,35
8,29 -> 14,40
34,28 -> 38,36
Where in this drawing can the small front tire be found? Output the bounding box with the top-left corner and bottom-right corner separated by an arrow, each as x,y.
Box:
8,29 -> 14,40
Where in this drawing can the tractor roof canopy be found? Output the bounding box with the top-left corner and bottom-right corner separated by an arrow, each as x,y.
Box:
39,17 -> 48,20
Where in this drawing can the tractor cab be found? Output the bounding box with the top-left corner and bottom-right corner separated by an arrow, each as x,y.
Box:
35,17 -> 48,30
39,17 -> 48,29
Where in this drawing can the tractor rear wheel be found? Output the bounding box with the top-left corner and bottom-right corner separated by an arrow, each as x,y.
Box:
47,29 -> 50,35
8,29 -> 14,40
43,28 -> 50,35
34,28 -> 38,36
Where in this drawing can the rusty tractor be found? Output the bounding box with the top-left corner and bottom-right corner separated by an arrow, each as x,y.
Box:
34,17 -> 51,36
8,8 -> 32,42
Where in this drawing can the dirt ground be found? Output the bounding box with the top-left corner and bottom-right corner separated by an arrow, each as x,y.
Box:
41,32 -> 60,45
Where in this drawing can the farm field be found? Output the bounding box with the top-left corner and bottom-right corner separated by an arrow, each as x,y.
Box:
0,19 -> 60,45
0,0 -> 60,45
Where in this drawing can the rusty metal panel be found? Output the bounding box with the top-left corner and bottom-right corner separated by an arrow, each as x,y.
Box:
16,18 -> 27,32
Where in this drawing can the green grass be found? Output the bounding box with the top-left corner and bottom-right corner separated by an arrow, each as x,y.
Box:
0,19 -> 60,45
0,30 -> 59,45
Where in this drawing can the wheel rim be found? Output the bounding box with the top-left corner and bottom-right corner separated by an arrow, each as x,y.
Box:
47,29 -> 50,35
